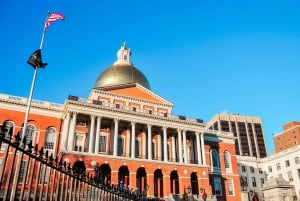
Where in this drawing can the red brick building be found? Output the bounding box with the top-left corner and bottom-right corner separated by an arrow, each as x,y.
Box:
0,43 -> 241,200
273,121 -> 300,153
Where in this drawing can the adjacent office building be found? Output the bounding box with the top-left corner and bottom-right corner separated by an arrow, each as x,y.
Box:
206,113 -> 267,158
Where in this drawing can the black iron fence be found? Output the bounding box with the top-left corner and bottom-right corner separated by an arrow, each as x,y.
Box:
0,126 -> 159,201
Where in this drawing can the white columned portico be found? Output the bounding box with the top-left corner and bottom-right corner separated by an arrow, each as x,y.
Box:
67,112 -> 77,151
94,116 -> 101,154
89,115 -> 95,153
61,111 -> 71,150
163,127 -> 168,162
195,132 -> 202,165
147,124 -> 152,160
200,132 -> 206,165
183,130 -> 187,164
113,119 -> 119,156
131,122 -> 136,158
178,129 -> 183,163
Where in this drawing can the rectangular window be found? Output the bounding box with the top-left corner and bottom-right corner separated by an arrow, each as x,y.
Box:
75,134 -> 84,152
117,137 -> 124,156
227,179 -> 234,195
260,178 -> 264,188
276,163 -> 281,170
135,139 -> 140,158
295,157 -> 300,164
287,171 -> 293,182
298,169 -> 300,179
214,177 -> 222,196
99,135 -> 107,153
18,161 -> 26,183
285,160 -> 290,167
251,177 -> 256,187
259,168 -> 263,174
152,142 -> 156,160
268,166 -> 272,173
250,167 -> 254,173
241,166 -> 246,172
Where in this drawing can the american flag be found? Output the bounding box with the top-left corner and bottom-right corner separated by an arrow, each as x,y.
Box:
44,13 -> 64,32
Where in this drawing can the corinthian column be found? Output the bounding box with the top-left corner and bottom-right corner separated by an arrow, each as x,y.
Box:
88,115 -> 95,153
163,127 -> 168,161
61,111 -> 71,150
131,122 -> 136,158
67,112 -> 77,151
183,130 -> 187,164
113,119 -> 119,156
94,116 -> 101,154
178,129 -> 183,163
196,132 -> 201,165
147,124 -> 152,160
201,133 -> 206,165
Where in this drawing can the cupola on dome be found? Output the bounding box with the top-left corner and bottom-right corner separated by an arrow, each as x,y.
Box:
94,43 -> 150,89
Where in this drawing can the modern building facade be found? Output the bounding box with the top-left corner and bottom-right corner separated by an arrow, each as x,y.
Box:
0,43 -> 242,200
273,121 -> 300,153
206,113 -> 267,158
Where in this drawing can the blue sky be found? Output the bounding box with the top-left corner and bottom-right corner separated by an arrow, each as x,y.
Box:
1,1 -> 300,154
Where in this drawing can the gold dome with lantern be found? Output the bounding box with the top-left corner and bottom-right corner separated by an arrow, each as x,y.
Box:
94,43 -> 151,90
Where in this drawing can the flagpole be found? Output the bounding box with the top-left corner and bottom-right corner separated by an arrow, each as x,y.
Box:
21,15 -> 48,141
10,12 -> 49,201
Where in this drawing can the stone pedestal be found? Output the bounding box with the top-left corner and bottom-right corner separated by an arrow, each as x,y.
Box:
241,191 -> 249,201
262,177 -> 296,201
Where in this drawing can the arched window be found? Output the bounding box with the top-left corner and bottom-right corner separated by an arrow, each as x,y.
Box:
25,125 -> 35,145
3,121 -> 14,139
211,149 -> 220,173
224,151 -> 232,173
44,127 -> 56,150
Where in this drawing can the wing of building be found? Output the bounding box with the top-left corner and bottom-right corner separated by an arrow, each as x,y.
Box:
0,43 -> 241,200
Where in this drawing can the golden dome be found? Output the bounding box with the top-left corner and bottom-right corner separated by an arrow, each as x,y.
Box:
94,43 -> 150,89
